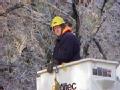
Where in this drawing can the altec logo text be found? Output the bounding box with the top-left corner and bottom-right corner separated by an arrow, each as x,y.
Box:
60,83 -> 77,90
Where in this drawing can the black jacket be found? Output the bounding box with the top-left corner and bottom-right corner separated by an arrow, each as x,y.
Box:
53,31 -> 80,65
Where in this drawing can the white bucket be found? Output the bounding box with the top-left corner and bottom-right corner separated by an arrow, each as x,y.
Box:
37,58 -> 119,90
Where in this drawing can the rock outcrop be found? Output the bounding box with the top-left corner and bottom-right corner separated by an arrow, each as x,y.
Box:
77,0 -> 120,61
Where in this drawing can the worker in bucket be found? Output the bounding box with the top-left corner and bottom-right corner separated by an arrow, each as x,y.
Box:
51,16 -> 80,65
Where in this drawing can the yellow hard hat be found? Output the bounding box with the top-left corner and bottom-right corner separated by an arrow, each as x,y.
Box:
51,16 -> 65,28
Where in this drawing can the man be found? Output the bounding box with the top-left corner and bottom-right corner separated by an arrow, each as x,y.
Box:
51,16 -> 80,65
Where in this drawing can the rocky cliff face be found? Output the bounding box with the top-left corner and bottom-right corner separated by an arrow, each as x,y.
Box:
77,0 -> 120,61
0,0 -> 120,90
0,2 -> 47,90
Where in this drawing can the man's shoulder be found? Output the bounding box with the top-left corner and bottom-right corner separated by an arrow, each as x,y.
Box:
63,32 -> 80,44
63,32 -> 76,39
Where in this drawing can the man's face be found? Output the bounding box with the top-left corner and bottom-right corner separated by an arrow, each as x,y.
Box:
53,25 -> 62,36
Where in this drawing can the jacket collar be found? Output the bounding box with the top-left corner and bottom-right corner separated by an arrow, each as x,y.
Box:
62,26 -> 72,35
